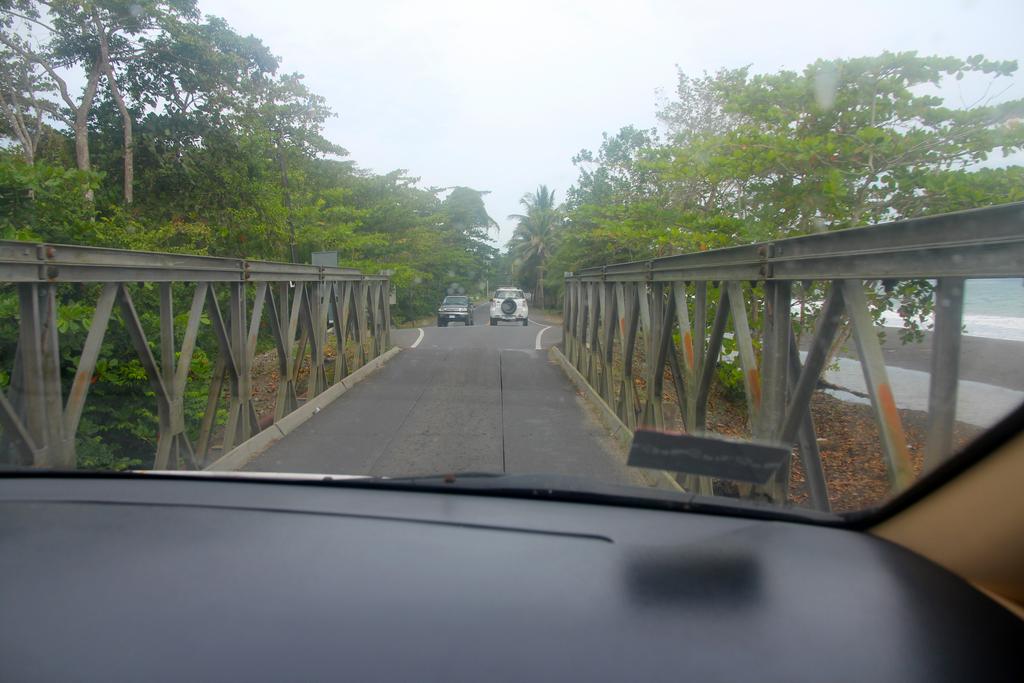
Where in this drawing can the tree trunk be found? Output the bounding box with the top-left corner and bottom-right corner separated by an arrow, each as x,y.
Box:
96,25 -> 132,205
537,266 -> 545,310
278,144 -> 297,263
74,64 -> 102,201
104,72 -> 133,204
0,90 -> 35,164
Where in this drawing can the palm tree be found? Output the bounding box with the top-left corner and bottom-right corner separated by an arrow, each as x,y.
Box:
508,186 -> 560,309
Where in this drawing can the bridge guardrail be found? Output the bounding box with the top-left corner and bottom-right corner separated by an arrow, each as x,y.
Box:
562,202 -> 1024,510
0,243 -> 391,471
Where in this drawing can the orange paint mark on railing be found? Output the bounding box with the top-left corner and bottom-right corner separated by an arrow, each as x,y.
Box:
877,383 -> 913,486
747,368 -> 762,410
683,331 -> 695,368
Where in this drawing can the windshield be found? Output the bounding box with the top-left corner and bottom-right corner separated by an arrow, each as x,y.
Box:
1,0 -> 1021,519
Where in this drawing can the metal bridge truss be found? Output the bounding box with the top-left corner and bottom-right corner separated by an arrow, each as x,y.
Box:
563,203 -> 1024,510
0,243 -> 390,470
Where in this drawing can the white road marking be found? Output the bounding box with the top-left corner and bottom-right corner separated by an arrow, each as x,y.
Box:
410,327 -> 425,349
534,324 -> 552,350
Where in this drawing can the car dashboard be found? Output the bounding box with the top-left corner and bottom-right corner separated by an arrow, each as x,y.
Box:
0,476 -> 1019,681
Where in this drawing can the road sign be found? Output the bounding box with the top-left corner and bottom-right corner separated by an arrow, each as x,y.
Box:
311,251 -> 338,267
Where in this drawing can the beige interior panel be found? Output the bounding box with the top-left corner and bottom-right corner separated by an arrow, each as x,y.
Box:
873,430 -> 1024,608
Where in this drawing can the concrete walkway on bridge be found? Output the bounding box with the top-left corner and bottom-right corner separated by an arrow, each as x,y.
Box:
245,306 -> 641,484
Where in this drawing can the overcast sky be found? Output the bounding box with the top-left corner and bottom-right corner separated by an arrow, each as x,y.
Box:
200,0 -> 1023,246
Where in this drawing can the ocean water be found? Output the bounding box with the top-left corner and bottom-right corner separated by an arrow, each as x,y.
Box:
878,278 -> 1024,342
961,278 -> 1024,317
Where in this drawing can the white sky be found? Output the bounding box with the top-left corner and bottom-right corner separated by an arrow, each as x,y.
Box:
198,0 -> 1024,246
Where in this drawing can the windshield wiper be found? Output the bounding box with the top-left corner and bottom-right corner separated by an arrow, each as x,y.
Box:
309,471 -> 841,525
1,468 -> 841,524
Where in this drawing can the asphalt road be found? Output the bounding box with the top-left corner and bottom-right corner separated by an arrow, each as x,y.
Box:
246,305 -> 638,484
804,327 -> 1024,391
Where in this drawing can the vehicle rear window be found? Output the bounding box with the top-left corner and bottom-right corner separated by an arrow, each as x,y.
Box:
444,296 -> 468,305
496,290 -> 524,299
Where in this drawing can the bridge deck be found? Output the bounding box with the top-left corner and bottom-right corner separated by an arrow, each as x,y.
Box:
245,306 -> 641,483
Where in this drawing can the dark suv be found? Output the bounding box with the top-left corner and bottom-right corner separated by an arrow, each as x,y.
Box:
437,295 -> 473,326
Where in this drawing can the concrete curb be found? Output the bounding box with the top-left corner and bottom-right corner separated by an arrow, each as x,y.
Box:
549,345 -> 684,493
204,346 -> 402,472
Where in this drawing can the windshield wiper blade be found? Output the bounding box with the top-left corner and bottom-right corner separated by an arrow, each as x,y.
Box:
2,468 -> 840,524
312,471 -> 841,524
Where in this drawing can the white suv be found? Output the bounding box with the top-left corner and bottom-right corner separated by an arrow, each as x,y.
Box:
489,288 -> 529,326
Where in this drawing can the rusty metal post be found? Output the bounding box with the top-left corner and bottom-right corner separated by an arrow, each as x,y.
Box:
599,282 -> 616,407
380,278 -> 387,350
617,284 -> 641,430
841,279 -> 914,492
156,283 -> 177,468
781,286 -> 845,444
725,281 -> 761,427
14,283 -> 64,466
353,281 -> 369,369
787,330 -> 830,511
925,277 -> 965,471
577,280 -> 585,369
694,281 -> 707,375
758,280 -> 791,502
62,283 -> 117,465
564,282 -> 574,362
225,282 -> 257,451
695,286 -> 730,431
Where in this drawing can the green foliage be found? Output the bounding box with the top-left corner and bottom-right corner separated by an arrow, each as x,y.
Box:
76,434 -> 143,471
547,51 -> 1023,401
715,360 -> 747,404
0,2 -> 502,466
0,155 -> 101,241
1,2 -> 499,309
508,185 -> 561,307
562,52 -> 1023,249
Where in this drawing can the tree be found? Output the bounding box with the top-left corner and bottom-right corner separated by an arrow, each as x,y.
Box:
508,185 -> 560,309
0,0 -> 511,468
559,52 -> 1024,269
63,0 -> 200,204
560,125 -> 738,274
697,52 -> 1024,234
0,2 -> 102,188
657,67 -> 745,144
249,72 -> 346,261
551,51 -> 1024,402
118,14 -> 279,229
2,1 -> 206,204
0,37 -> 56,164
440,186 -> 499,290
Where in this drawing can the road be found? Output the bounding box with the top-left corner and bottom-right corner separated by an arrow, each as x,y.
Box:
871,328 -> 1022,391
799,328 -> 1023,391
804,326 -> 1024,427
245,305 -> 638,484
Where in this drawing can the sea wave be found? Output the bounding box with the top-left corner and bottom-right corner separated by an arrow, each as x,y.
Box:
879,310 -> 1024,342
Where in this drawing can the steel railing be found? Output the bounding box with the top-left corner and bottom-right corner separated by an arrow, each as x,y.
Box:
0,242 -> 391,470
562,202 -> 1024,510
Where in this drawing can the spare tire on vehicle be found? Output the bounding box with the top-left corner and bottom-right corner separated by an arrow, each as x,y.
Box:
501,298 -> 517,315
